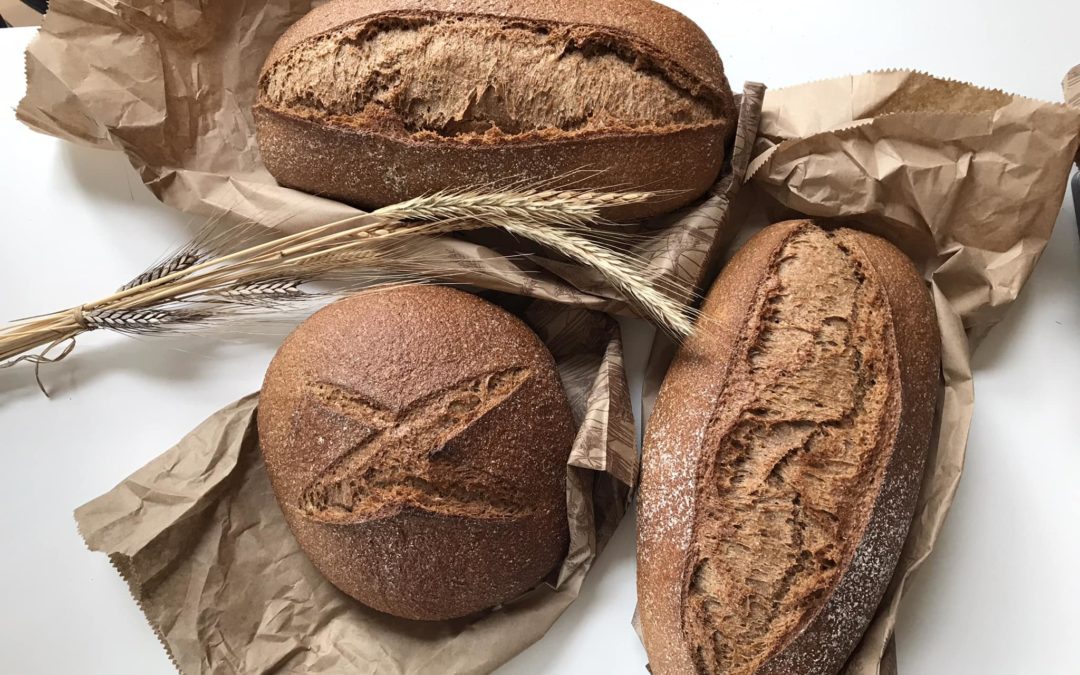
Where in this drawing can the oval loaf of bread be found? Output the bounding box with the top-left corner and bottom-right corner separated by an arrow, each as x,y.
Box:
637,220 -> 941,675
253,0 -> 737,220
258,286 -> 576,621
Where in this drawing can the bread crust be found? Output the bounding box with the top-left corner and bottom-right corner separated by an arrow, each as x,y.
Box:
258,286 -> 576,621
637,221 -> 941,674
262,0 -> 734,102
253,106 -> 728,220
253,0 -> 736,220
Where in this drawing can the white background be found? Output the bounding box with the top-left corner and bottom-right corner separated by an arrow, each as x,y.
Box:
0,0 -> 1077,672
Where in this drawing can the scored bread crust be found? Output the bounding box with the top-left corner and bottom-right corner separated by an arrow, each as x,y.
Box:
253,0 -> 737,220
637,220 -> 941,675
252,110 -> 729,220
261,0 -> 734,106
258,286 -> 576,621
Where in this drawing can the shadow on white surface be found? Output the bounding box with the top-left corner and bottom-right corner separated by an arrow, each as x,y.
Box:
497,508 -> 647,674
895,187 -> 1080,673
61,143 -> 155,206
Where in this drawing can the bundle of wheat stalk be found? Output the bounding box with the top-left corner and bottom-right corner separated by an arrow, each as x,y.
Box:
0,187 -> 696,394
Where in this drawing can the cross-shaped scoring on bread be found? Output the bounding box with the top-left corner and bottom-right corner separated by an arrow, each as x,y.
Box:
298,368 -> 534,522
257,285 -> 577,620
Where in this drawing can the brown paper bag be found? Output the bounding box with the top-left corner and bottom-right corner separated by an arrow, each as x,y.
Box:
16,0 -> 763,317
77,300 -> 636,675
742,70 -> 1079,674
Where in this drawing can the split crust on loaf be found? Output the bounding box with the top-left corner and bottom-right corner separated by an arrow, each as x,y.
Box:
260,16 -> 722,143
638,221 -> 940,675
257,12 -> 729,144
253,0 -> 737,219
686,229 -> 896,673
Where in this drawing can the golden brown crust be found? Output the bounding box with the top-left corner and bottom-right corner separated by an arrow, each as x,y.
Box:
253,0 -> 736,219
638,222 -> 800,675
257,286 -> 576,620
637,221 -> 941,675
262,0 -> 733,102
253,106 -> 727,220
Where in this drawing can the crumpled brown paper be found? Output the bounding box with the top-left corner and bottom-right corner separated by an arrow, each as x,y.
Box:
741,70 -> 1080,674
16,0 -> 763,318
77,299 -> 635,675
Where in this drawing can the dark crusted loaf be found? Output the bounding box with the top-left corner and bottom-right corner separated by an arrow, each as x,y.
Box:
253,0 -> 737,220
637,221 -> 941,674
257,286 -> 576,621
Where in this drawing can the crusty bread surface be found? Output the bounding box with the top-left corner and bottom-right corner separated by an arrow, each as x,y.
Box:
254,0 -> 737,220
258,286 -> 576,621
638,220 -> 941,675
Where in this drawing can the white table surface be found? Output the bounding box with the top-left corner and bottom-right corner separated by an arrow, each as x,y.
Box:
0,1 -> 1077,671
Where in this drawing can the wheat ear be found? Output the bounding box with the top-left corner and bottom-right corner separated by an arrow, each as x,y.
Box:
0,187 -> 695,394
383,191 -> 696,335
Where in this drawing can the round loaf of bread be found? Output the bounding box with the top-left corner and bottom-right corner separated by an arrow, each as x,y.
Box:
257,286 -> 576,620
253,0 -> 737,221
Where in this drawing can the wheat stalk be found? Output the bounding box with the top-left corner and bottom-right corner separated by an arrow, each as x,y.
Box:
390,193 -> 696,335
117,251 -> 205,291
84,308 -> 213,331
213,279 -> 304,300
0,187 -> 695,394
504,223 -> 695,336
377,189 -> 654,228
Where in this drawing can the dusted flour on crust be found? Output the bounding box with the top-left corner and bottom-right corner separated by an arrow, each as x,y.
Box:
638,221 -> 940,675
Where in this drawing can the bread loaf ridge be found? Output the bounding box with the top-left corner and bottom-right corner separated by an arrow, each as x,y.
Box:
254,0 -> 737,220
637,221 -> 940,674
258,286 -> 576,620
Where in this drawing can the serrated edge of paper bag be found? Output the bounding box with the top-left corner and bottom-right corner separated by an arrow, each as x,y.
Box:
747,68 -> 1080,181
768,67 -> 1057,105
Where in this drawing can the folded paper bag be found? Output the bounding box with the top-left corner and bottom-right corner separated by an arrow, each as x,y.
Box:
1067,64 -> 1080,158
1066,65 -> 1080,217
749,71 -> 1080,349
76,300 -> 636,675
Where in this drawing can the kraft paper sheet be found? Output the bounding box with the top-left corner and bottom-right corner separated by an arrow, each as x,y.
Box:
77,299 -> 637,675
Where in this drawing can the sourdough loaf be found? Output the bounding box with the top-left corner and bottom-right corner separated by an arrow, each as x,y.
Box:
258,286 -> 576,620
253,0 -> 736,220
637,221 -> 941,674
